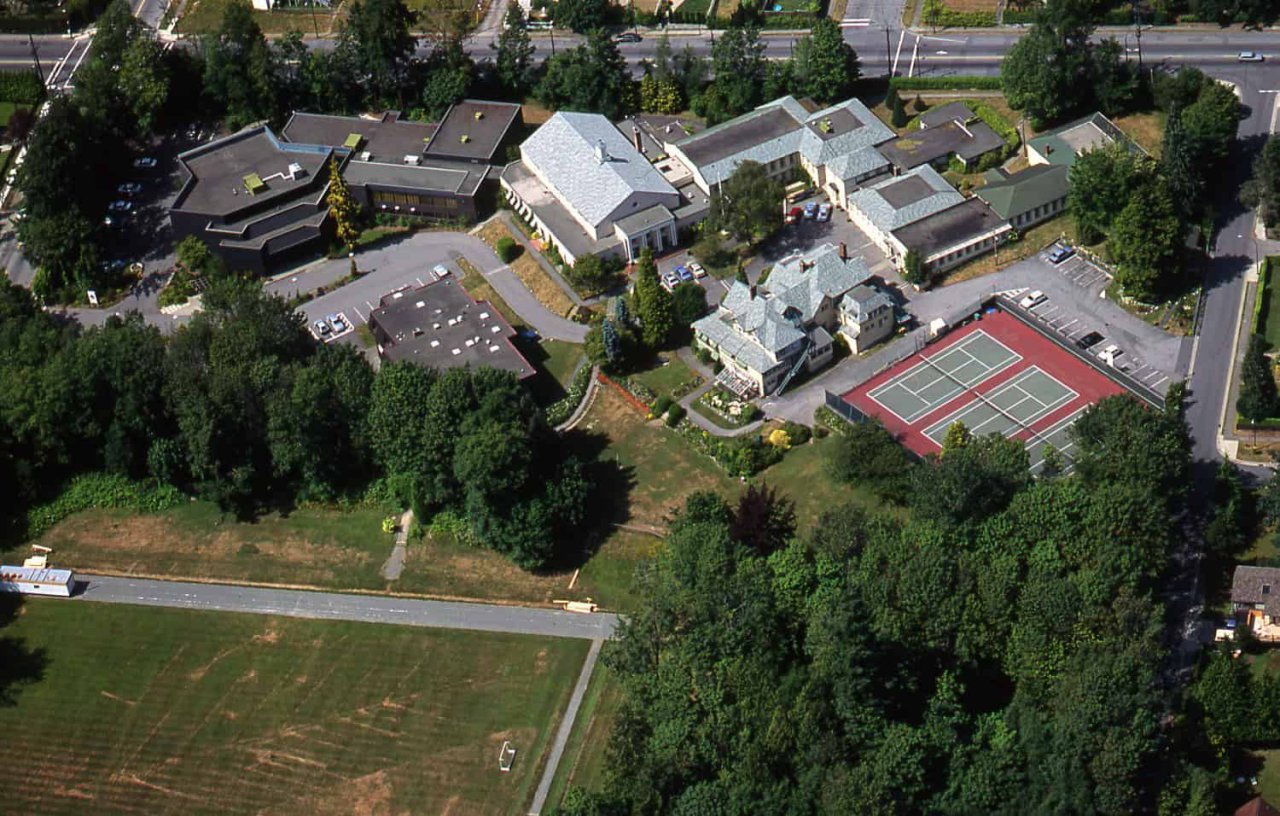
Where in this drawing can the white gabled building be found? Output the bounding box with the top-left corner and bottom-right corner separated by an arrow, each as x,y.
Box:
0,565 -> 75,597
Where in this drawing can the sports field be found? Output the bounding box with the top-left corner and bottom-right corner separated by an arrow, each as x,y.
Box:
0,600 -> 588,815
842,309 -> 1124,473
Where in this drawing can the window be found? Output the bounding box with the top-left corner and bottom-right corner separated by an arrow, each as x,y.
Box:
1265,584 -> 1272,595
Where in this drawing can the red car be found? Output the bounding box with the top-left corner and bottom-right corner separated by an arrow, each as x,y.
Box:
785,206 -> 802,224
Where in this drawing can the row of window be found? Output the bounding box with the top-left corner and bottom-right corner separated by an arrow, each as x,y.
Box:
371,191 -> 460,209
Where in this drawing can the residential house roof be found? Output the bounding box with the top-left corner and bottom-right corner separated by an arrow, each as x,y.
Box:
976,164 -> 1070,221
918,101 -> 976,129
669,95 -> 894,187
764,243 -> 873,323
520,111 -> 678,231
1232,565 -> 1280,617
840,283 -> 894,321
1027,112 -> 1139,168
849,164 -> 965,235
891,198 -> 1011,260
878,119 -> 1004,171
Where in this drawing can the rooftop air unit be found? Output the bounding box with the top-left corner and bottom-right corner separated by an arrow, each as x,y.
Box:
403,155 -> 421,165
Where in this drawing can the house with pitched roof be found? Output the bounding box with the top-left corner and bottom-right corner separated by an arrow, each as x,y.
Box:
1026,112 -> 1141,169
692,244 -> 893,397
500,111 -> 708,265
977,164 -> 1070,231
1233,565 -> 1280,641
664,95 -> 896,199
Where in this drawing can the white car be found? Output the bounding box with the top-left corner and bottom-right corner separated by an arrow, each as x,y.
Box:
1019,290 -> 1046,309
661,271 -> 679,291
1239,51 -> 1265,63
433,263 -> 451,278
688,261 -> 707,278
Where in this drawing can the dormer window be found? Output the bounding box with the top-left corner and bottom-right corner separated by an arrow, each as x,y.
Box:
1265,584 -> 1272,595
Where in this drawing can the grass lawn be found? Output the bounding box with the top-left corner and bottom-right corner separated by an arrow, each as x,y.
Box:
1256,750 -> 1280,808
756,436 -> 886,528
630,355 -> 701,399
476,220 -> 576,318
1260,271 -> 1280,352
1113,110 -> 1165,159
538,339 -> 585,387
177,0 -> 337,34
0,601 -> 587,815
544,662 -> 625,808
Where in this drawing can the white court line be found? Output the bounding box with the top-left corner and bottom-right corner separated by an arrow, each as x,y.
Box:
922,367 -> 1078,442
867,330 -> 1022,421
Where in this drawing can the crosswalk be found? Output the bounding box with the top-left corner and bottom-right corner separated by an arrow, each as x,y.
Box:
840,16 -> 871,26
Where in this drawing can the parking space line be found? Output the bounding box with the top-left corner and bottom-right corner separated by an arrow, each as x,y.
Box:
1149,375 -> 1169,390
353,306 -> 365,321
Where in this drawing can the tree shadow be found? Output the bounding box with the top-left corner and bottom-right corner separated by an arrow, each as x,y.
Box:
544,426 -> 638,573
0,595 -> 47,708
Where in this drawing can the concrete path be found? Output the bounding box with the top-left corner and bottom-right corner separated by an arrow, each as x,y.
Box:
491,211 -> 588,308
380,509 -> 413,581
76,575 -> 619,640
527,638 -> 604,816
555,366 -> 601,432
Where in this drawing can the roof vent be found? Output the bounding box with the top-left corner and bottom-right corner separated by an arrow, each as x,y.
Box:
1266,584 -> 1273,595
359,151 -> 372,162
287,162 -> 304,180
474,110 -> 484,120
595,139 -> 610,164
460,134 -> 471,144
403,155 -> 421,165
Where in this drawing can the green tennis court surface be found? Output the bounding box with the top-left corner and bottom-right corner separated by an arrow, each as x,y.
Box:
867,330 -> 1021,423
923,367 -> 1077,445
1025,408 -> 1086,474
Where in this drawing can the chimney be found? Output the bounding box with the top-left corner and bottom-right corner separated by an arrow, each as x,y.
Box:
839,241 -> 847,261
632,126 -> 642,153
594,139 -> 610,164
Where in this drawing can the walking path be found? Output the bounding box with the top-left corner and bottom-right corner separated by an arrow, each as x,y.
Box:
380,509 -> 414,580
555,366 -> 602,432
76,574 -> 618,640
527,638 -> 604,816
490,212 -> 591,309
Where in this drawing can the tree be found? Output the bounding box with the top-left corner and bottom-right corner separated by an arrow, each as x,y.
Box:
202,0 -> 278,128
1067,143 -> 1151,245
554,0 -> 609,32
1109,179 -> 1183,301
419,36 -> 473,120
1237,334 -> 1277,426
902,248 -> 926,286
711,160 -> 784,245
1161,110 -> 1204,223
326,155 -> 360,249
890,93 -> 908,127
24,212 -> 101,301
1090,38 -> 1139,117
672,282 -> 708,326
536,31 -> 631,119
1243,135 -> 1280,228
601,318 -> 623,365
707,25 -> 766,121
1181,79 -> 1240,172
639,72 -> 683,115
825,418 -> 913,501
494,3 -> 536,96
1001,24 -> 1092,128
632,249 -> 673,348
117,34 -> 171,136
791,18 -> 860,104
729,483 -> 796,556
941,420 -> 971,456
338,0 -> 417,106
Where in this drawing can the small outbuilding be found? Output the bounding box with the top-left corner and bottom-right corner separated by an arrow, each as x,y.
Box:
0,565 -> 75,597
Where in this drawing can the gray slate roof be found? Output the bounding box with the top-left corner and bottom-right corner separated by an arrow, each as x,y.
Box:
671,95 -> 894,187
918,101 -> 975,129
614,204 -> 675,235
1233,565 -> 1280,616
765,243 -> 873,322
841,283 -> 893,321
849,165 -> 964,235
826,146 -> 890,181
521,112 -> 677,230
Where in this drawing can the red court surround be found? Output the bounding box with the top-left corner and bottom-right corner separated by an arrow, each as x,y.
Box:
841,310 -> 1125,458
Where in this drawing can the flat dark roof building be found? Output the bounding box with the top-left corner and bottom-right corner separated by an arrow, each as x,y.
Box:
879,120 -> 1004,171
424,100 -> 523,163
282,111 -> 437,163
891,198 -> 1008,258
368,278 -> 534,379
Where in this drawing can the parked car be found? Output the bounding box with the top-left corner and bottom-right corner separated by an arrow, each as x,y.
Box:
1018,290 -> 1046,309
133,157 -> 157,169
313,319 -> 331,337
803,202 -> 818,220
1098,343 -> 1122,361
614,31 -> 642,43
117,182 -> 143,197
433,263 -> 451,278
327,313 -> 348,333
1075,331 -> 1104,350
688,261 -> 707,278
1048,244 -> 1075,264
108,200 -> 133,214
786,206 -> 803,224
675,265 -> 694,282
1239,51 -> 1265,62
817,203 -> 832,222
661,271 -> 679,291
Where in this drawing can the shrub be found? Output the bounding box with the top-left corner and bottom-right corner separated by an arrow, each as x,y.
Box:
890,76 -> 1002,91
768,429 -> 791,450
545,363 -> 594,426
666,404 -> 686,427
782,421 -> 811,445
495,236 -> 521,263
0,71 -> 43,105
25,473 -> 184,541
654,395 -> 674,416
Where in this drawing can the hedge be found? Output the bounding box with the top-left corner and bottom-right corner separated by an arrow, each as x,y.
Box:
924,7 -> 997,26
0,71 -> 43,105
970,100 -> 1019,151
1255,257 -> 1277,335
890,76 -> 1002,91
546,363 -> 593,427
25,472 -> 184,541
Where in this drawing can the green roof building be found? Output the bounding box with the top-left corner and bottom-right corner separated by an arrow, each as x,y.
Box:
976,164 -> 1070,230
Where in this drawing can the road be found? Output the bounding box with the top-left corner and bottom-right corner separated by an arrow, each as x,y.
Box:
76,573 -> 619,639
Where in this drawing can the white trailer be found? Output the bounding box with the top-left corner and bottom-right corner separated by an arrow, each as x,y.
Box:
0,565 -> 75,597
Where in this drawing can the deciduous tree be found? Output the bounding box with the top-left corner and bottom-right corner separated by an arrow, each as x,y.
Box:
494,3 -> 536,95
1242,135 -> 1280,228
791,18 -> 860,104
711,160 -> 784,245
337,0 -> 417,106
1109,179 -> 1183,302
1237,333 -> 1278,425
632,249 -> 673,348
325,155 -> 360,249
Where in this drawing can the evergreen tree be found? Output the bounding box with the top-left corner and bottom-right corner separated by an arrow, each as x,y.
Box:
1238,333 -> 1278,426
494,3 -> 536,96
891,94 -> 909,127
601,317 -> 622,364
632,249 -> 674,349
941,420 -> 971,456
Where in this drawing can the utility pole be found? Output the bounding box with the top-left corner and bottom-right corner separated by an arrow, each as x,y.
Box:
27,34 -> 43,87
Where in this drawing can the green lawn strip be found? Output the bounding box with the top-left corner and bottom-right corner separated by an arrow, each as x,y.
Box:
1255,749 -> 1280,806
690,398 -> 747,431
574,530 -> 662,612
543,661 -> 625,808
539,339 -> 586,387
754,436 -> 886,529
0,601 -> 588,815
177,0 -> 333,34
16,502 -> 393,591
1262,269 -> 1280,351
630,356 -> 701,399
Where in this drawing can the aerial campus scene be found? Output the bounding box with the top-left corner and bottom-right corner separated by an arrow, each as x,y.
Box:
7,0 -> 1280,812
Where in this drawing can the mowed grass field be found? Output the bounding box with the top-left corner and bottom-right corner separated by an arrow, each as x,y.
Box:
0,601 -> 588,815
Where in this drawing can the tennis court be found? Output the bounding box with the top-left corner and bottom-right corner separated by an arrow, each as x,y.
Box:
839,309 -> 1127,468
867,331 -> 1021,423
